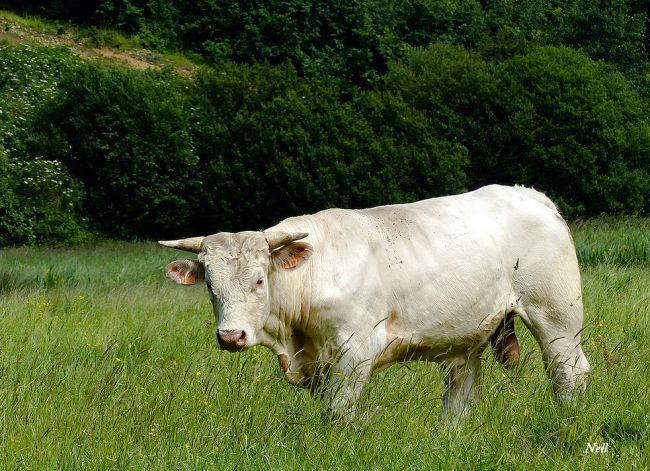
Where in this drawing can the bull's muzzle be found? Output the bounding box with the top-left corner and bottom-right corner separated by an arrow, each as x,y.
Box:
217,329 -> 247,351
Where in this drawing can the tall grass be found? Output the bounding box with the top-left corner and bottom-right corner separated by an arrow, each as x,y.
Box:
572,217 -> 649,267
0,219 -> 648,468
0,10 -> 62,35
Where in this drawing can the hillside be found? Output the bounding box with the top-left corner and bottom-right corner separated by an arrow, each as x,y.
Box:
0,10 -> 195,73
0,6 -> 649,247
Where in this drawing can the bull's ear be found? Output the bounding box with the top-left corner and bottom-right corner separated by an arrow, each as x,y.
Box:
270,242 -> 312,270
165,259 -> 205,285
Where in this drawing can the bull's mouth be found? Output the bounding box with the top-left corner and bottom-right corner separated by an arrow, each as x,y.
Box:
217,337 -> 247,352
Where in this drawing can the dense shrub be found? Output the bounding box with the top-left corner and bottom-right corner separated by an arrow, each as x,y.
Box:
27,63 -> 200,239
181,0 -> 488,85
190,64 -> 468,231
382,44 -> 498,185
383,44 -> 650,217
10,59 -> 467,239
482,0 -> 648,73
0,149 -> 28,246
494,47 -> 650,215
0,151 -> 87,246
0,45 -> 80,155
0,45 -> 87,245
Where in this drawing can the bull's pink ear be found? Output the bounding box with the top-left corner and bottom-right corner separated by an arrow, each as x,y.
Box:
270,242 -> 312,270
165,259 -> 205,285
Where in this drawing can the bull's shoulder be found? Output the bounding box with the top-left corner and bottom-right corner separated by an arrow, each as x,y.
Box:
268,208 -> 362,233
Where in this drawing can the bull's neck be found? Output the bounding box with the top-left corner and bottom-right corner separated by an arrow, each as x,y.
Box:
265,263 -> 313,346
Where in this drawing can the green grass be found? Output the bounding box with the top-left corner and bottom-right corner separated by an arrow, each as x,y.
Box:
73,26 -> 142,50
0,9 -> 136,49
0,219 -> 648,468
0,9 -> 200,74
573,217 -> 649,267
0,10 -> 62,35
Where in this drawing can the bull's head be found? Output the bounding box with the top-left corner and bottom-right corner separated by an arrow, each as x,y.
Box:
159,231 -> 312,351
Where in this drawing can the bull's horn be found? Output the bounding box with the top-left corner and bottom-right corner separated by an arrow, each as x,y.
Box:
158,236 -> 205,253
264,231 -> 308,250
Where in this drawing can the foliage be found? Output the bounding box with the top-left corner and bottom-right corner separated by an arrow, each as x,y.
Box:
384,44 -> 650,217
1,0 -> 647,84
0,2 -> 649,244
27,63 -> 201,239
481,0 -> 648,74
494,47 -> 650,216
0,45 -> 87,245
0,44 -> 79,155
190,64 -> 467,231
0,151 -> 88,246
0,149 -> 28,245
382,44 -> 497,183
17,60 -> 466,238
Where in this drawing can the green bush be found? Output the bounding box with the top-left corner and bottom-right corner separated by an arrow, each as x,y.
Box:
3,0 -> 647,84
384,44 -> 650,217
1,24 -> 649,246
80,0 -> 487,85
0,45 -> 80,155
28,63 -> 201,239
17,59 -> 467,238
482,0 -> 647,73
0,151 -> 88,246
0,45 -> 87,246
189,63 -> 467,231
0,150 -> 29,246
494,47 -> 650,216
382,44 -> 498,185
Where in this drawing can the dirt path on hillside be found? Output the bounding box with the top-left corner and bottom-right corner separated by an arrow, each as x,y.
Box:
0,14 -> 195,75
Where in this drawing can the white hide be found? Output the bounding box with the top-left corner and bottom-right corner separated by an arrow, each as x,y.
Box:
163,185 -> 591,419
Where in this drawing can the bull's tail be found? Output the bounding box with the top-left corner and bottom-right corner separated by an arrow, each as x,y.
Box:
513,185 -> 559,213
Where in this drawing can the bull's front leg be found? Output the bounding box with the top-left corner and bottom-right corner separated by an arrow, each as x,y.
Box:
440,350 -> 483,423
319,337 -> 374,422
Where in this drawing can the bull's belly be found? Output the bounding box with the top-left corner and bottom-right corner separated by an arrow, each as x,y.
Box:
372,292 -> 517,372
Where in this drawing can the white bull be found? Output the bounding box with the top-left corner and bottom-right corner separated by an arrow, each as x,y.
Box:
160,184 -> 591,420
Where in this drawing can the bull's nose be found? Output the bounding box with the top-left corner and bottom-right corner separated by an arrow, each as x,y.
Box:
217,329 -> 247,351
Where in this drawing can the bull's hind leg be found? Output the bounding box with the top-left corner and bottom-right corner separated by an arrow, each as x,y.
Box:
440,349 -> 483,422
518,302 -> 591,403
513,221 -> 591,403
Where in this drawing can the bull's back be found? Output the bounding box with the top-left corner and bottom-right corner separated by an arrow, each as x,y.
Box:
347,185 -> 564,275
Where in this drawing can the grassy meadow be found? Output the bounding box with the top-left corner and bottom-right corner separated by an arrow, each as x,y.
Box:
0,218 -> 648,469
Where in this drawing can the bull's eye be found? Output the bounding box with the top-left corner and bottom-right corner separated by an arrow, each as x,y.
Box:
256,278 -> 264,286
